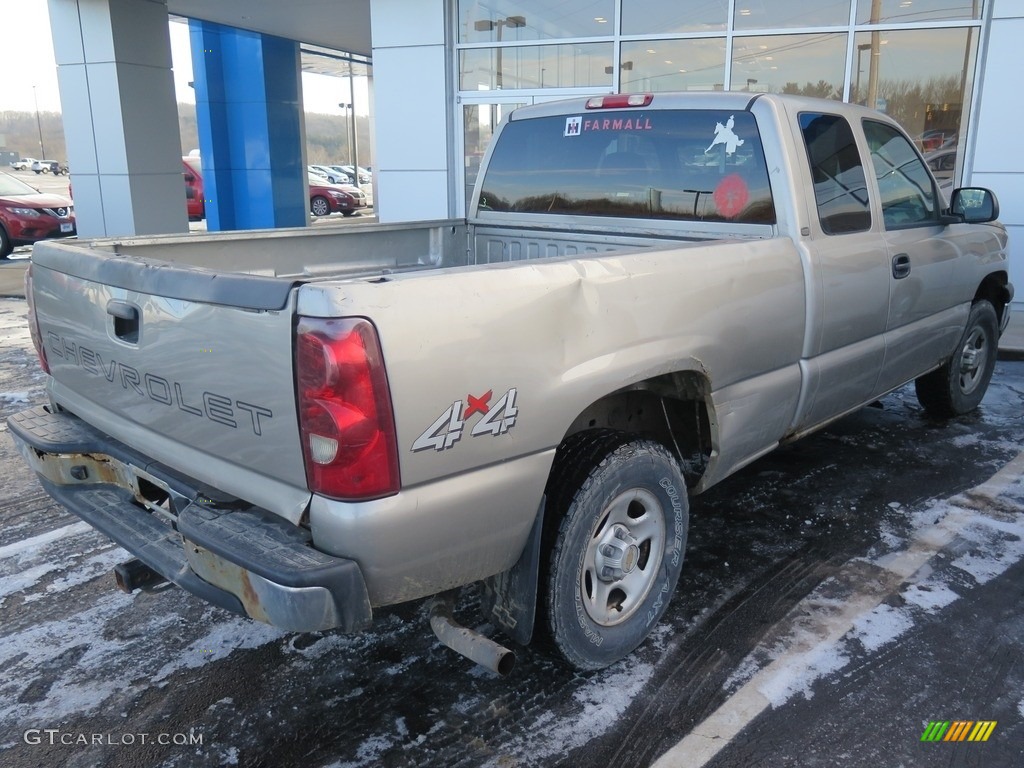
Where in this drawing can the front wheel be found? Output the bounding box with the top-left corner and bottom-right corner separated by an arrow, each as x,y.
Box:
310,196 -> 330,217
915,300 -> 999,418
540,430 -> 689,670
0,225 -> 11,259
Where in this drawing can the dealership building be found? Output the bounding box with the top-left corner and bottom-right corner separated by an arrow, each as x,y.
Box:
47,0 -> 1021,302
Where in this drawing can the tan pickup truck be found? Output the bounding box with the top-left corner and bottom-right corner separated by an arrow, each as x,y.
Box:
9,93 -> 1011,674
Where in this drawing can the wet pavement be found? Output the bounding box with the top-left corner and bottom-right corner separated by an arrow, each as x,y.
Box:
1,295 -> 1023,767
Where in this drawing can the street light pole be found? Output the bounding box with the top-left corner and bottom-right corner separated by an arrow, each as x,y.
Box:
474,15 -> 526,89
32,85 -> 46,160
338,101 -> 357,185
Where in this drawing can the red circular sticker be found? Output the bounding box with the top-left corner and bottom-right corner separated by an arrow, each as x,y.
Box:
713,173 -> 750,219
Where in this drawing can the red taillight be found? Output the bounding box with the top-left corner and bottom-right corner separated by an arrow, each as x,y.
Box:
24,264 -> 50,375
586,93 -> 654,109
296,317 -> 399,500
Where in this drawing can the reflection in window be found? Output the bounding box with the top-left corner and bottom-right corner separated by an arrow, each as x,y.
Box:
621,0 -> 727,34
731,34 -> 847,99
863,119 -> 939,229
458,0 -> 614,43
857,0 -> 980,24
479,110 -> 776,225
464,103 -> 525,208
735,0 -> 851,30
850,28 -> 977,155
799,112 -> 871,234
460,44 -> 613,90
621,40 -> 726,93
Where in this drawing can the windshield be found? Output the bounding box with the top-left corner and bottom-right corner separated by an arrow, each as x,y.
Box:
0,173 -> 40,197
479,109 -> 775,225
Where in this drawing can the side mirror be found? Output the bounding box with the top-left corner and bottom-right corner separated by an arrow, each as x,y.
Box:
948,187 -> 999,224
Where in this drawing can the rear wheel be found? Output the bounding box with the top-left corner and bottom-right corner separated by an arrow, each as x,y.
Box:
310,196 -> 330,217
915,300 -> 999,418
540,430 -> 689,670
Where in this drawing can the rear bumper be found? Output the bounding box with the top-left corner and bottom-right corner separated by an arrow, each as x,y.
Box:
7,405 -> 372,633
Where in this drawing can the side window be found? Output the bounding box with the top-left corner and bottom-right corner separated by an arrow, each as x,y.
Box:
862,120 -> 939,230
799,113 -> 871,235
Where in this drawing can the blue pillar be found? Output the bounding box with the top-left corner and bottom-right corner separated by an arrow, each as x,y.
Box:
189,21 -> 305,230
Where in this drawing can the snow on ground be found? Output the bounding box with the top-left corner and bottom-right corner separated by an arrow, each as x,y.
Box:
849,603 -> 914,653
751,485 -> 1024,709
655,460 -> 1024,768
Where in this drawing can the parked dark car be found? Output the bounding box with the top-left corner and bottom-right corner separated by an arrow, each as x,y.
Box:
925,148 -> 957,180
0,172 -> 76,258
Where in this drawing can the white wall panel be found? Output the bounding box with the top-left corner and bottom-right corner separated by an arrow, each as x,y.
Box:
374,170 -> 450,221
370,0 -> 452,222
971,13 -> 1024,304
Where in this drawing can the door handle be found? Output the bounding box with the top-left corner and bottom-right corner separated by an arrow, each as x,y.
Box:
107,300 -> 140,343
892,253 -> 911,279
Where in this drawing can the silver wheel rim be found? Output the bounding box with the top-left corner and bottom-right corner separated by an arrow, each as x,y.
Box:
958,325 -> 989,395
312,198 -> 329,216
581,488 -> 666,627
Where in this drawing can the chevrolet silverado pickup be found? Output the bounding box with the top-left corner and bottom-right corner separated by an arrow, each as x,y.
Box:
9,93 -> 1011,673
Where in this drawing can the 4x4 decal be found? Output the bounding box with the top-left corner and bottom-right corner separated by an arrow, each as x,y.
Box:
412,388 -> 518,452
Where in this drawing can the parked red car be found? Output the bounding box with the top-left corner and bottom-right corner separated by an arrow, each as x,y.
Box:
182,157 -> 205,220
0,172 -> 76,259
308,175 -> 367,217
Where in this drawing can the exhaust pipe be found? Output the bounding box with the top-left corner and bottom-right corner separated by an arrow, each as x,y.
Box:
429,594 -> 516,676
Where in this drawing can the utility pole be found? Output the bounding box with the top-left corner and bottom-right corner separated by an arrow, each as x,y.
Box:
33,85 -> 47,160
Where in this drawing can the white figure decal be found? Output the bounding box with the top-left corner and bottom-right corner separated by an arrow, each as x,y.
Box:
706,115 -> 745,156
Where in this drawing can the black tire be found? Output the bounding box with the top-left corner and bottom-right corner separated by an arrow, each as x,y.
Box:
915,300 -> 999,418
539,429 -> 689,670
0,224 -> 12,259
342,210 -> 357,217
310,196 -> 330,217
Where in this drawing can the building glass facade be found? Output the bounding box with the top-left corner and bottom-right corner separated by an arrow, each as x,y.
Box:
455,0 -> 987,212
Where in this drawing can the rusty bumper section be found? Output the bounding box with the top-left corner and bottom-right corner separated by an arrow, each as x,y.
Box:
7,405 -> 372,634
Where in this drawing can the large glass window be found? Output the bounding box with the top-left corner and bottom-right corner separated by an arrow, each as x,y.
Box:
459,1 -> 615,43
478,109 -> 776,224
863,119 -> 939,229
731,34 -> 848,98
735,0 -> 851,30
857,0 -> 981,24
799,112 -> 871,234
621,39 -> 727,92
464,103 -> 526,206
851,28 -> 977,152
621,0 -> 728,34
460,43 -> 613,90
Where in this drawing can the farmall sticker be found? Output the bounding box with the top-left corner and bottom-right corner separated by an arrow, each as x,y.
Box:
412,388 -> 519,452
565,116 -> 582,136
582,117 -> 652,132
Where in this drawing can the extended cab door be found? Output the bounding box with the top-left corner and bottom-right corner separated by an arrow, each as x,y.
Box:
791,111 -> 888,431
860,119 -> 967,393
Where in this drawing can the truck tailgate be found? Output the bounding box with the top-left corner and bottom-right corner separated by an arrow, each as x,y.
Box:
29,245 -> 310,523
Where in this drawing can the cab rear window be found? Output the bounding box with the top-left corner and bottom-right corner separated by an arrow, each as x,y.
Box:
478,109 -> 775,225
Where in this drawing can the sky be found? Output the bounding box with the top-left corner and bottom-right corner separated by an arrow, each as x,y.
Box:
0,1 -> 365,116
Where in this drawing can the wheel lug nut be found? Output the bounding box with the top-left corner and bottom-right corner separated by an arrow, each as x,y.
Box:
602,544 -> 617,557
